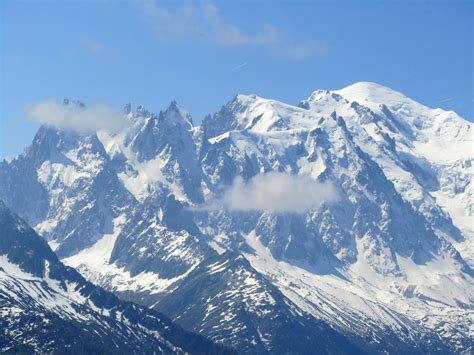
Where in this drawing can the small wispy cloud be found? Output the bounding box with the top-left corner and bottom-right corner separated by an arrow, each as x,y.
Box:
136,1 -> 325,60
27,99 -> 124,133
281,42 -> 327,61
439,97 -> 453,103
194,172 -> 338,213
231,62 -> 248,72
80,38 -> 109,54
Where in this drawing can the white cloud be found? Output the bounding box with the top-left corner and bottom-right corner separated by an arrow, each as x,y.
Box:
281,42 -> 327,61
198,172 -> 338,213
136,1 -> 325,60
27,99 -> 124,133
139,1 -> 278,46
80,38 -> 109,54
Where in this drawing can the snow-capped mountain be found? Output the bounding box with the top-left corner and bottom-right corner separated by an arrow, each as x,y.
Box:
0,200 -> 232,354
0,82 -> 472,353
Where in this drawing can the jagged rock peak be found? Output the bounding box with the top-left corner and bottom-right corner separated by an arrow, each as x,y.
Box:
123,103 -> 132,115
62,98 -> 85,109
163,100 -> 194,128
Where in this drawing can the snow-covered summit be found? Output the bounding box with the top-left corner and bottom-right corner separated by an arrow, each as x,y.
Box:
204,93 -> 334,137
335,81 -> 412,106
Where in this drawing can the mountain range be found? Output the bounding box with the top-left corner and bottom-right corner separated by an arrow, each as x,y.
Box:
1,82 -> 472,353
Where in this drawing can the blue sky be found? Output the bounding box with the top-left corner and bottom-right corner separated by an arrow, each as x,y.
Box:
1,0 -> 472,159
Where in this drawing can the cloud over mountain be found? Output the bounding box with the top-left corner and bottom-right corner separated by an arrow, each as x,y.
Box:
202,172 -> 338,213
27,99 -> 124,133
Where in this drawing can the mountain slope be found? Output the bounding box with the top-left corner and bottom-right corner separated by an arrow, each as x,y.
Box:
156,251 -> 364,354
0,200 -> 232,354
